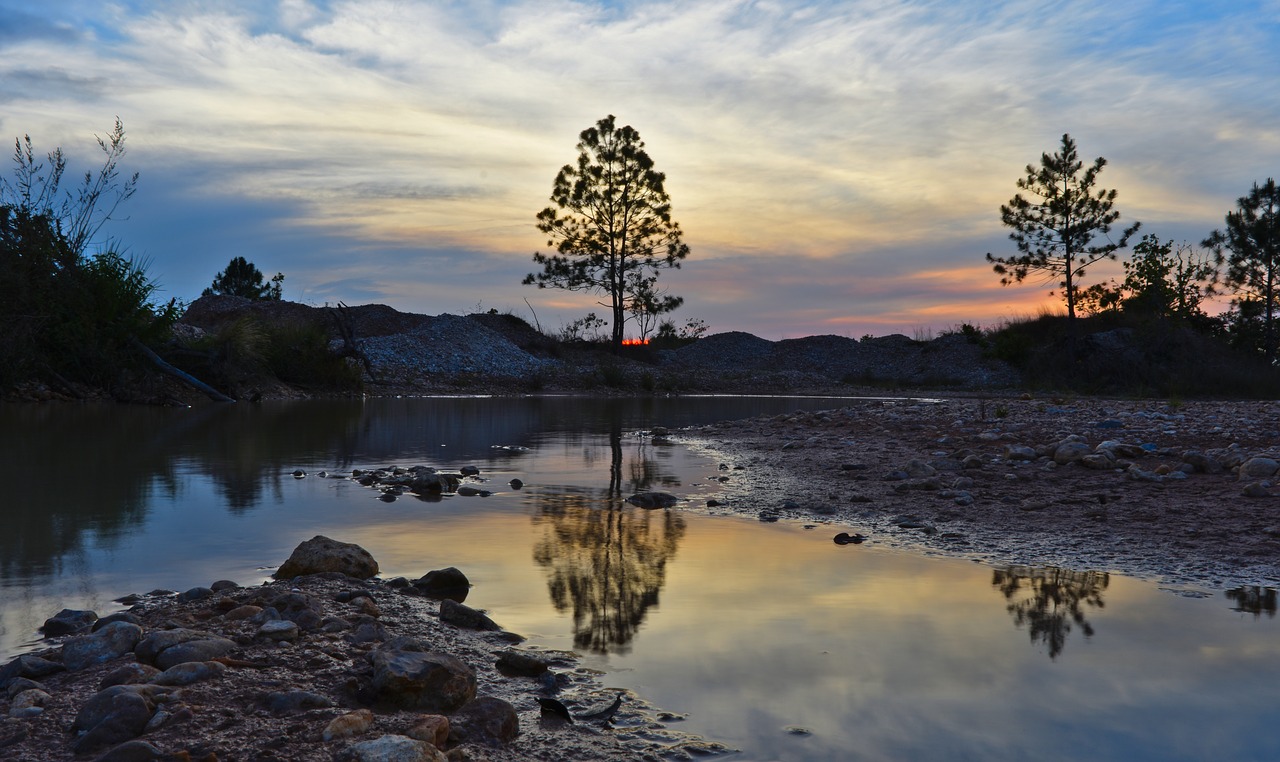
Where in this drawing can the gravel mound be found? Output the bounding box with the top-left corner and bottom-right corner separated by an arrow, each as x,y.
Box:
360,314 -> 560,382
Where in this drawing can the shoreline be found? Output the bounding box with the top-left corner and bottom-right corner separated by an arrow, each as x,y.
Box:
677,396 -> 1280,592
0,556 -> 718,761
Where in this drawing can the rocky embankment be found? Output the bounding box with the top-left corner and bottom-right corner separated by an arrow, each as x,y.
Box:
682,397 -> 1280,590
0,537 -> 716,762
175,296 -> 1018,397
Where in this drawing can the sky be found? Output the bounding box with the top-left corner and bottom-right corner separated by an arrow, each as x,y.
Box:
1,1 -> 1278,340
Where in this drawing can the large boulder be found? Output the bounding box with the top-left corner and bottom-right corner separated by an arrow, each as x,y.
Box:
275,535 -> 379,579
62,621 -> 144,671
40,608 -> 98,637
371,648 -> 476,712
70,685 -> 160,753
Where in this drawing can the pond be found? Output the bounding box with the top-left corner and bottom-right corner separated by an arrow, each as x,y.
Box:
4,396 -> 1280,761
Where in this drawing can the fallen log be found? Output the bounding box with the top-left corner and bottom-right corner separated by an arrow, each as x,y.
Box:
130,337 -> 235,403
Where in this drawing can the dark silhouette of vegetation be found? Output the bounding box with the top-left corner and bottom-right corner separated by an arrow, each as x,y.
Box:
987,134 -> 1141,324
1204,179 -> 1280,360
203,255 -> 284,300
1076,235 -> 1218,322
0,122 -> 178,391
984,310 -> 1280,397
525,115 -> 689,352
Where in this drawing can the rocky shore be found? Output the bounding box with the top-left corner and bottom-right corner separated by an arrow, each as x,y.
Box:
0,537 -> 717,762
680,396 -> 1280,591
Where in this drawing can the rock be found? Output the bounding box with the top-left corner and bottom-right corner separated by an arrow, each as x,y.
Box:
902,459 -> 936,478
1080,453 -> 1116,470
63,621 -> 145,671
626,492 -> 679,508
456,485 -> 492,497
1239,457 -> 1280,480
1242,481 -> 1272,498
370,649 -> 477,712
410,473 -> 460,495
90,739 -> 163,762
150,660 -> 226,686
210,579 -> 240,592
1004,444 -> 1037,461
100,664 -> 160,689
134,628 -> 236,670
265,590 -> 326,630
275,535 -> 380,579
405,715 -> 450,747
494,650 -> 549,677
323,708 -> 375,741
508,478 -> 524,489
1053,441 -> 1093,465
41,608 -> 98,636
5,678 -> 46,699
177,586 -> 214,603
833,532 -> 866,545
1095,440 -> 1147,459
225,604 -> 264,621
0,654 -> 65,688
257,620 -> 301,642
1182,450 -> 1224,474
70,685 -> 158,753
265,689 -> 334,714
92,612 -> 143,632
347,734 -> 446,762
413,567 -> 471,600
439,599 -> 500,631
961,454 -> 984,469
460,465 -> 481,476
448,696 -> 519,747
10,689 -> 50,711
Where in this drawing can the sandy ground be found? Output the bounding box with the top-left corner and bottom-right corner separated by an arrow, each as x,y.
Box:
678,395 -> 1280,592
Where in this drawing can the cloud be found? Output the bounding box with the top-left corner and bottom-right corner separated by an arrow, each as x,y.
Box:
0,0 -> 1275,338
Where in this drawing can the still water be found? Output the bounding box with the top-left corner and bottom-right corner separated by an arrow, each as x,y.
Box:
4,397 -> 1280,761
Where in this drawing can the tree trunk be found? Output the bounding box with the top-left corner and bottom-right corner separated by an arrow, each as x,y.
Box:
130,337 -> 235,402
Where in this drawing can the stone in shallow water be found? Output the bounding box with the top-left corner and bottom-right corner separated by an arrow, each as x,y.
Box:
275,535 -> 380,579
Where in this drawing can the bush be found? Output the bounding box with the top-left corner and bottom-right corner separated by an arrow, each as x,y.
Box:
0,207 -> 178,387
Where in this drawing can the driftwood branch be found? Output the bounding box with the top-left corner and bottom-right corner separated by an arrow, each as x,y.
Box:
329,302 -> 378,381
130,337 -> 235,403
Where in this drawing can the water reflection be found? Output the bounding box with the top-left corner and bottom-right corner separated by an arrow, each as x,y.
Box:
1226,586 -> 1278,618
992,566 -> 1110,659
531,425 -> 688,653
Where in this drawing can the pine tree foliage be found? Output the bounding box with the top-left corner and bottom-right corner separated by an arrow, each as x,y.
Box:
524,115 -> 689,351
987,134 -> 1141,322
1204,178 -> 1280,359
204,256 -> 284,300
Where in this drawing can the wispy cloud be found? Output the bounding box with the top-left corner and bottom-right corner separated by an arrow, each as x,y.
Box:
0,0 -> 1275,336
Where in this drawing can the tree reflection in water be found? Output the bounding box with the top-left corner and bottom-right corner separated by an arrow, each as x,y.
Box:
531,424 -> 687,654
1226,586 -> 1278,618
992,566 -> 1109,659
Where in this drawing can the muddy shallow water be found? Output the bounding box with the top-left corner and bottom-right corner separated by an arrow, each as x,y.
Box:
4,396 -> 1280,760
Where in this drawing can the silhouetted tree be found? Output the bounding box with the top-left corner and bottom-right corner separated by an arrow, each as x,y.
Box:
203,256 -> 284,300
987,134 -> 1141,323
1076,235 -> 1218,320
525,115 -> 689,351
1204,179 -> 1280,359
